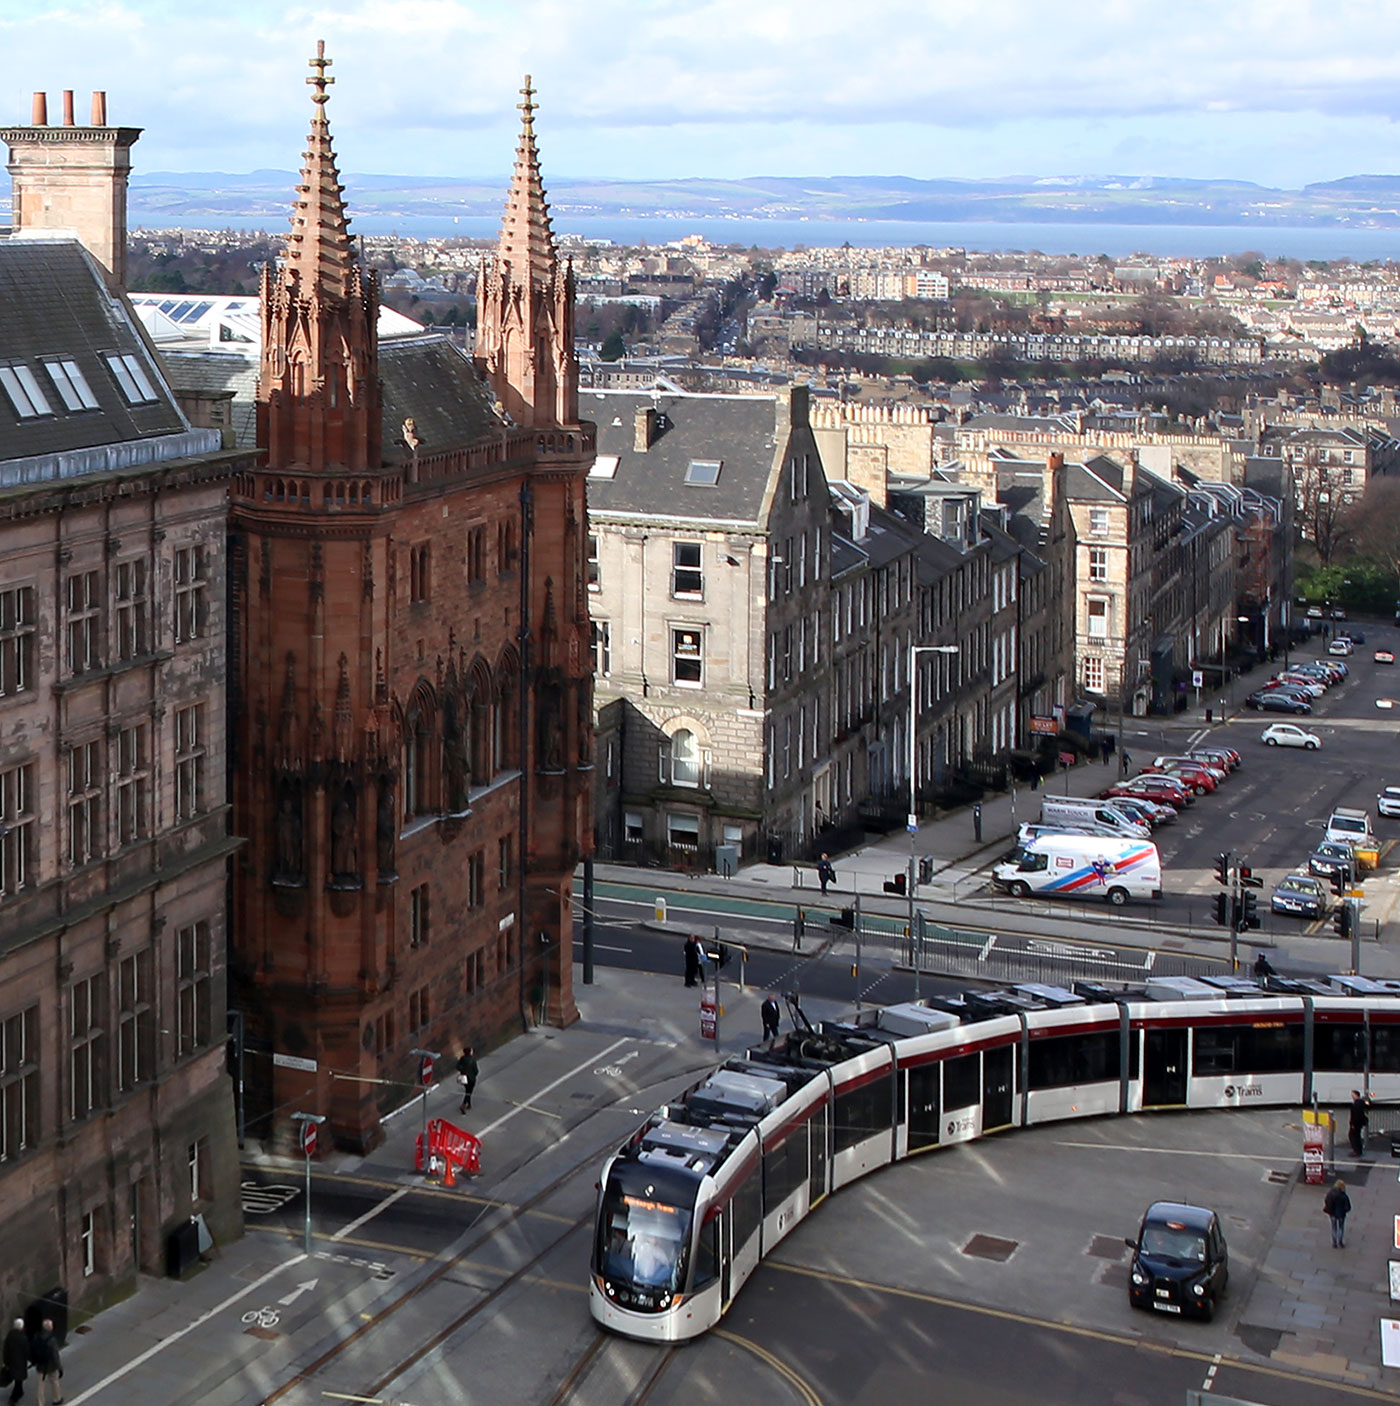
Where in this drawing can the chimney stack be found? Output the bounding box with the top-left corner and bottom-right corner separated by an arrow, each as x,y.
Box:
634,406 -> 657,452
1,93 -> 142,288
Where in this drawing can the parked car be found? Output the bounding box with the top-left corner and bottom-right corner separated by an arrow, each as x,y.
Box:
1329,638 -> 1354,657
1379,786 -> 1400,819
1270,675 -> 1325,697
1341,628 -> 1365,644
1308,840 -> 1355,879
1186,748 -> 1236,774
1376,650 -> 1395,665
1146,756 -> 1227,783
1333,607 -> 1348,620
1126,1202 -> 1229,1322
1271,874 -> 1328,919
1105,775 -> 1191,807
1246,691 -> 1311,715
1107,796 -> 1176,828
1261,723 -> 1321,749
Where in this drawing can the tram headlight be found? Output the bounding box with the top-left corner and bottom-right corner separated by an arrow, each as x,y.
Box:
604,1281 -> 616,1298
659,1293 -> 671,1308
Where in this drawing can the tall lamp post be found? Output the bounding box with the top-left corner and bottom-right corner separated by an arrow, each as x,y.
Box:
908,643 -> 961,997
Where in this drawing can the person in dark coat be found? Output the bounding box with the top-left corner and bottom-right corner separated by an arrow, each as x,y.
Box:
1349,1090 -> 1371,1157
28,1320 -> 59,1406
816,854 -> 836,896
1324,1178 -> 1352,1248
1253,951 -> 1275,979
2,1318 -> 28,1404
761,994 -> 781,1045
455,1045 -> 478,1114
684,934 -> 704,988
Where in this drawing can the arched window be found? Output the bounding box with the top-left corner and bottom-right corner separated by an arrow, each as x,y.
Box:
403,700 -> 434,817
669,729 -> 702,787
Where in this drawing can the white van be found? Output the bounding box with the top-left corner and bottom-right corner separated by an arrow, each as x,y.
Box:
1037,794 -> 1151,839
991,834 -> 1162,907
1326,807 -> 1374,847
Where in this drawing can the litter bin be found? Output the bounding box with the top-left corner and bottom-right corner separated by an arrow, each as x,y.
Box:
1205,708 -> 1213,723
766,836 -> 784,865
715,843 -> 738,878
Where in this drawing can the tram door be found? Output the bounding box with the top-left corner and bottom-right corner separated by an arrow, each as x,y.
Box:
1143,1028 -> 1188,1107
907,1064 -> 941,1151
982,1045 -> 1014,1131
718,1206 -> 732,1305
808,1106 -> 829,1205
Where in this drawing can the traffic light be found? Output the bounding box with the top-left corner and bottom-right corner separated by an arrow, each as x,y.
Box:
1236,890 -> 1260,931
1213,852 -> 1231,886
1330,867 -> 1349,897
1213,892 -> 1232,927
1334,904 -> 1353,939
1239,865 -> 1263,888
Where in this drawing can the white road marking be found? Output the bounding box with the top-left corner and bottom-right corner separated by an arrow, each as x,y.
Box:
65,1252 -> 309,1403
332,1186 -> 410,1242
277,1278 -> 318,1306
476,1036 -> 633,1138
571,940 -> 632,953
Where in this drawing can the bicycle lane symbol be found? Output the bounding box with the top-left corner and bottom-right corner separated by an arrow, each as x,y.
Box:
593,1049 -> 640,1079
241,1305 -> 280,1330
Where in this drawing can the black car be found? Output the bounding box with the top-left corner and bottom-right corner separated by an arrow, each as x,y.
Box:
1244,690 -> 1311,715
1308,841 -> 1354,880
1127,1201 -> 1229,1321
1271,873 -> 1328,918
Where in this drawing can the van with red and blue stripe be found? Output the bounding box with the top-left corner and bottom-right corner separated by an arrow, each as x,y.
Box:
991,834 -> 1162,907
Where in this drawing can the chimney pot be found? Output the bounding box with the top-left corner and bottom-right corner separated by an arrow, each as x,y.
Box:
31,92 -> 47,125
62,90 -> 74,125
91,91 -> 106,126
633,406 -> 657,453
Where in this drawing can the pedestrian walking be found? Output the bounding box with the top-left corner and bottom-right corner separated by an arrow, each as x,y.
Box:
1349,1089 -> 1371,1157
816,853 -> 835,896
2,1318 -> 28,1404
684,934 -> 704,988
28,1321 -> 60,1406
761,994 -> 781,1044
455,1045 -> 478,1114
1324,1178 -> 1352,1248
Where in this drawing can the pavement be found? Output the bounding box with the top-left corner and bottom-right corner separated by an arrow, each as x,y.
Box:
47,634 -> 1400,1402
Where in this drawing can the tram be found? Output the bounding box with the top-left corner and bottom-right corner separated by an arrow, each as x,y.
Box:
589,976 -> 1400,1342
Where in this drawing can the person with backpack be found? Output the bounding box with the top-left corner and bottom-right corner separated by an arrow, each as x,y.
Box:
28,1320 -> 60,1406
1324,1178 -> 1352,1248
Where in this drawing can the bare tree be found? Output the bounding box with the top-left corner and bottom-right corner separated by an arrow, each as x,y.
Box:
1351,476 -> 1400,582
1292,447 -> 1357,566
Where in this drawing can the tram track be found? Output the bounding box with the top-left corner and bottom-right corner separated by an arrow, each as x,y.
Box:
543,1334 -> 678,1406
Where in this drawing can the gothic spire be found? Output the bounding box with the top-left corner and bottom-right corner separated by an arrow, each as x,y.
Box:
286,41 -> 354,301
495,75 -> 558,287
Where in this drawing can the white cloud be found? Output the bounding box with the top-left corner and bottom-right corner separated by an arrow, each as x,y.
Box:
1,0 -> 1399,182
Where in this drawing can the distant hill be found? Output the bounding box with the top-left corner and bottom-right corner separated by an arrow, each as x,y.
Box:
125,170 -> 1400,229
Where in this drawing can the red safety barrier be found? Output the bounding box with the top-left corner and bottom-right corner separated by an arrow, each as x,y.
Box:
417,1117 -> 481,1181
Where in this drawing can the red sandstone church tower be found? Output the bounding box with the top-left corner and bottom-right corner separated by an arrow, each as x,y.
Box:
230,48 -> 593,1150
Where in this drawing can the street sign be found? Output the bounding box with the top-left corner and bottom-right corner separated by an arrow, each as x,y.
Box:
302,1121 -> 318,1157
419,1054 -> 435,1087
699,995 -> 717,1041
1303,1109 -> 1327,1184
273,1052 -> 317,1073
1383,1319 -> 1400,1368
1192,670 -> 1204,688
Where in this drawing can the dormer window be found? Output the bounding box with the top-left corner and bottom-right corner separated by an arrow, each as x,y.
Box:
0,364 -> 53,419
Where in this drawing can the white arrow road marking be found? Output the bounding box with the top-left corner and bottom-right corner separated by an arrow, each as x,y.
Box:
277,1278 -> 319,1305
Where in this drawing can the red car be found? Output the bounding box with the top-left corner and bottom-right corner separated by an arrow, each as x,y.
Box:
1103,776 -> 1190,808
1142,761 -> 1217,795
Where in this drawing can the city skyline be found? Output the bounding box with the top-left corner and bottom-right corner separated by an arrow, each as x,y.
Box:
3,1 -> 1400,189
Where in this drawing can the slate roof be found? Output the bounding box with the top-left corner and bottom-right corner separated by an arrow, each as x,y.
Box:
161,332 -> 503,461
585,390 -> 781,526
0,239 -> 190,461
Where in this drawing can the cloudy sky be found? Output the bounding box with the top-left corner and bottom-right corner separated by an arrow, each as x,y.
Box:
1,0 -> 1398,187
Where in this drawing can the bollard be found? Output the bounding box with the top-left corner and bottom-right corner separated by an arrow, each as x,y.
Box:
1205,707 -> 1213,723
655,897 -> 667,924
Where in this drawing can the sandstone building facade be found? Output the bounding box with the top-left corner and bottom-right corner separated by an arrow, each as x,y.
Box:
229,59 -> 592,1151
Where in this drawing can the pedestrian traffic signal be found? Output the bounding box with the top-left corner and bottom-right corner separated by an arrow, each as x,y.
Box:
1213,892 -> 1232,927
1334,904 -> 1353,939
1236,890 -> 1260,931
1213,852 -> 1231,886
1330,868 -> 1348,897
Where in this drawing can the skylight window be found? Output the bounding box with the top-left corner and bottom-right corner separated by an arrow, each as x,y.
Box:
0,364 -> 53,419
105,352 -> 159,405
685,458 -> 722,486
589,455 -> 620,480
45,359 -> 99,412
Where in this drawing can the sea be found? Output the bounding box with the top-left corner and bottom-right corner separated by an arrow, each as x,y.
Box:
132,211 -> 1400,262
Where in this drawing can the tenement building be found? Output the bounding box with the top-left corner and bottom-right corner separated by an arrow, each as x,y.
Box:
0,91 -> 251,1312
229,57 -> 592,1150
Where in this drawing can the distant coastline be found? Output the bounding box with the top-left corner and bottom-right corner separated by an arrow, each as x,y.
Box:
128,211 -> 1400,261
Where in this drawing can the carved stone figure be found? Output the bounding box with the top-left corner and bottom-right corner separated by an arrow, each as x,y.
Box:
330,785 -> 359,879
273,779 -> 304,882
376,776 -> 397,876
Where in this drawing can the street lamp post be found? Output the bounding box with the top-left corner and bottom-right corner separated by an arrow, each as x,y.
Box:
908,643 -> 960,998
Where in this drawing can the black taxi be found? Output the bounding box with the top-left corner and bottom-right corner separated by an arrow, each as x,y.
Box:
1126,1201 -> 1229,1321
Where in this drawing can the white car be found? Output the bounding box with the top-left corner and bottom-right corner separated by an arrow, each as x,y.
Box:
1261,723 -> 1321,750
1379,786 -> 1400,818
1328,639 -> 1354,657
